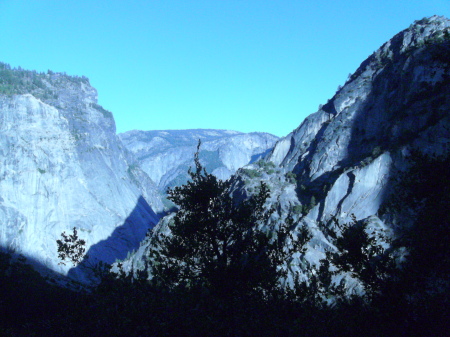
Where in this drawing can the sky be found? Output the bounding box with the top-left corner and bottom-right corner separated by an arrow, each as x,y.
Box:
0,1 -> 449,137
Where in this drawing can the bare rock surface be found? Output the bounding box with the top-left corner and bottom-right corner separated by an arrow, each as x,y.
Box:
124,16 -> 450,288
119,129 -> 278,192
0,67 -> 165,280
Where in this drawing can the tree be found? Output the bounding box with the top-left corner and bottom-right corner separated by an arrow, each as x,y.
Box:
56,227 -> 87,266
148,141 -> 309,297
321,215 -> 395,302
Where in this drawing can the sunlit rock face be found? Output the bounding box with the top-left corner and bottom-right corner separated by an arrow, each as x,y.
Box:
0,68 -> 165,279
119,129 -> 279,192
255,15 -> 450,276
123,16 -> 450,287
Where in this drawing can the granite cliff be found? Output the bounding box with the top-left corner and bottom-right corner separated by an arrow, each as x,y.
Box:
122,16 -> 450,290
0,66 -> 278,281
242,15 -> 450,283
119,129 -> 278,193
0,66 -> 165,279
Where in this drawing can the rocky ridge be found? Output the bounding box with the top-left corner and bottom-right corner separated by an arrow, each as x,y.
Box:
252,15 -> 450,281
122,16 -> 450,289
0,65 -> 165,280
119,129 -> 279,192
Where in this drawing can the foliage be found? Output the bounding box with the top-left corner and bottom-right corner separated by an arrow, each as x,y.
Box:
90,103 -> 113,119
381,151 -> 450,304
241,167 -> 262,178
56,227 -> 87,266
148,141 -> 308,297
321,215 -> 396,301
0,251 -> 84,336
0,61 -> 89,100
371,145 -> 382,157
256,160 -> 277,174
309,196 -> 316,208
292,204 -> 303,214
256,160 -> 276,169
20,148 -> 441,336
285,171 -> 297,184
0,63 -> 55,99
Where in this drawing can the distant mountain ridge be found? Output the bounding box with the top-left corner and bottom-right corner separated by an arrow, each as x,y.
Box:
119,129 -> 278,192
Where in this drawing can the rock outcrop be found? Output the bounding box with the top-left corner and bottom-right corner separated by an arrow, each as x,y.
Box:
252,15 -> 450,278
0,65 -> 165,279
123,16 -> 450,287
265,15 -> 449,219
119,129 -> 278,192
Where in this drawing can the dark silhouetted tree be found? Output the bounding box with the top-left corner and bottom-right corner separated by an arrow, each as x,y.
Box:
56,227 -> 87,266
148,141 -> 310,298
323,215 -> 396,302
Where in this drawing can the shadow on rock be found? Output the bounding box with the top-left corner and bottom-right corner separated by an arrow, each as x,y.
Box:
68,195 -> 163,282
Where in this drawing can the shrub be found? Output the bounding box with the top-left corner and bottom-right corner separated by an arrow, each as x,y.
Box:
285,172 -> 297,184
242,168 -> 262,178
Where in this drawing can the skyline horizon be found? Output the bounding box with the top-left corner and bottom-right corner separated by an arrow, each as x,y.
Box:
1,2 -> 449,137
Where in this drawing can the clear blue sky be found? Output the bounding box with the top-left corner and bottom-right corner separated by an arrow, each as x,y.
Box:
0,1 -> 448,137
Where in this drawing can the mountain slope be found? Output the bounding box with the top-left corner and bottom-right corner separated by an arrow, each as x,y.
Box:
252,15 -> 450,279
123,16 -> 450,289
266,15 -> 449,221
0,65 -> 165,279
119,129 -> 278,192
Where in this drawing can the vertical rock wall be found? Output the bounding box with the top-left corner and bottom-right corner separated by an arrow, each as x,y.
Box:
0,72 -> 165,279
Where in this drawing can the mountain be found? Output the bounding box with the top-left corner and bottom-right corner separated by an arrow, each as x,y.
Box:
0,65 -> 165,280
264,15 -> 449,220
243,15 -> 450,283
122,16 -> 450,290
119,129 -> 278,192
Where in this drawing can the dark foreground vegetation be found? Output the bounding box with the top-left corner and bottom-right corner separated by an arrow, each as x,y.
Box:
1,250 -> 447,337
0,150 -> 448,336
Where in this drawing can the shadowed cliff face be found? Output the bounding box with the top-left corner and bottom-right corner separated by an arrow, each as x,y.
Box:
68,196 -> 158,282
283,22 -> 450,223
257,15 -> 450,277
123,16 -> 450,288
0,67 -> 165,279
